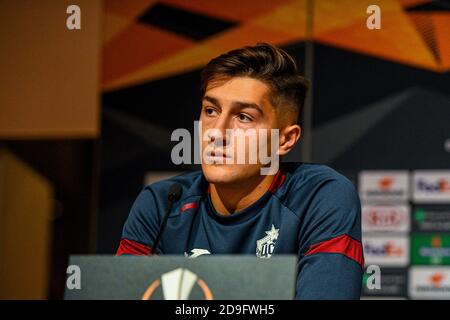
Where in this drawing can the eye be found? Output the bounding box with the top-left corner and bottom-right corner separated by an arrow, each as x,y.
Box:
204,106 -> 218,117
238,113 -> 253,123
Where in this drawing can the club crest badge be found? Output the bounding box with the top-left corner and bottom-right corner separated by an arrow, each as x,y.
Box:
256,224 -> 279,258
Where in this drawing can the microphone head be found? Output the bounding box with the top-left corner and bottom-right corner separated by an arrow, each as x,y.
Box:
168,183 -> 182,202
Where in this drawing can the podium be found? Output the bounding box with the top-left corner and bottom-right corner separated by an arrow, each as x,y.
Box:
64,255 -> 297,300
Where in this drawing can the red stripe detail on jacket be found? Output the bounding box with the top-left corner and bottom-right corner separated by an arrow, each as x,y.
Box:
115,238 -> 152,256
268,168 -> 286,193
305,234 -> 364,269
180,202 -> 199,212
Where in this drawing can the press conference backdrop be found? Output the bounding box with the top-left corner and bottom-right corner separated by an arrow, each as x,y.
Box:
99,0 -> 450,300
358,171 -> 450,299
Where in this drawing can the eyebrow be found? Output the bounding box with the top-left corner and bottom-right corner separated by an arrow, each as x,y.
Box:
202,95 -> 264,115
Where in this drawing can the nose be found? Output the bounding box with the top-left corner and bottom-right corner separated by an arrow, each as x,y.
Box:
208,113 -> 231,147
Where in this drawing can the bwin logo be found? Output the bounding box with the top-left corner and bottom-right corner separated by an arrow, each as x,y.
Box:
141,268 -> 213,300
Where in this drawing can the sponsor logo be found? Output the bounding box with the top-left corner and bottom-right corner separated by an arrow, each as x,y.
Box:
409,267 -> 450,299
359,171 -> 409,202
412,207 -> 450,232
412,235 -> 450,265
363,236 -> 409,267
378,177 -> 394,191
413,171 -> 450,203
430,272 -> 445,287
362,205 -> 410,233
142,268 -> 213,300
256,225 -> 279,258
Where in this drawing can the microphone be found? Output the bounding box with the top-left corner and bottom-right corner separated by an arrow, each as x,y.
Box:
152,183 -> 183,254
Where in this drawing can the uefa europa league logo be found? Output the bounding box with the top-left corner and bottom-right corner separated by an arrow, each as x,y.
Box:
142,268 -> 213,300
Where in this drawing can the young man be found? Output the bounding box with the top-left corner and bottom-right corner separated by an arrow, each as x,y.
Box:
116,43 -> 364,299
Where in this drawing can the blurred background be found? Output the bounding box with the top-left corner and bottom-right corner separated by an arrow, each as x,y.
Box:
0,0 -> 449,299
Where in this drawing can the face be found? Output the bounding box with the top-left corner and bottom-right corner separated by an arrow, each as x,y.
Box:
199,76 -> 298,186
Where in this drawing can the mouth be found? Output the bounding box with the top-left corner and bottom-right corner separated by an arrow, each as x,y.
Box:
205,149 -> 232,163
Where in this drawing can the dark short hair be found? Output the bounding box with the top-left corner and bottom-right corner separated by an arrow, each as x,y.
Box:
200,42 -> 309,124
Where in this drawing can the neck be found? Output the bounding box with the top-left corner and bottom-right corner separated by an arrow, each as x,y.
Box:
209,173 -> 277,215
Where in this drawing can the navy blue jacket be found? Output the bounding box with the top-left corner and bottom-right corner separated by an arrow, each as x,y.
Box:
117,162 -> 364,299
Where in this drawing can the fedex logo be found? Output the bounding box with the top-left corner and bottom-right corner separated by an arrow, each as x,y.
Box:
416,179 -> 450,193
364,242 -> 404,257
363,236 -> 409,267
413,171 -> 450,203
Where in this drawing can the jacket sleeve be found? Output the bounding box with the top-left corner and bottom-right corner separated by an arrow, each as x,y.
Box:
116,186 -> 161,256
296,177 -> 364,300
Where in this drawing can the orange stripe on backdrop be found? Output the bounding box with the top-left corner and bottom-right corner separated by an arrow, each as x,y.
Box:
207,23 -> 303,55
397,0 -> 431,8
102,23 -> 193,86
103,1 -> 159,44
102,0 -> 307,91
314,0 -> 438,71
160,0 -> 293,22
103,13 -> 134,44
104,0 -> 157,19
102,23 -> 302,91
408,13 -> 439,62
249,0 -> 307,38
432,13 -> 450,72
102,43 -> 214,91
312,0 -> 390,35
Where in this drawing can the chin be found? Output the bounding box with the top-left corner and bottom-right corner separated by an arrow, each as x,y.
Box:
201,163 -> 260,185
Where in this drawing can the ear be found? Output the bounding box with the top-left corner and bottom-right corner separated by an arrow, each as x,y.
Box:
277,124 -> 301,156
